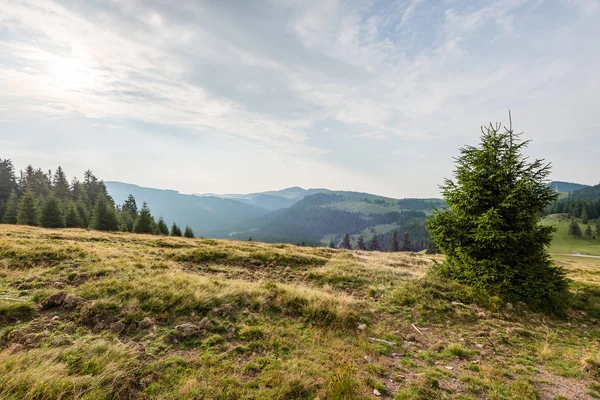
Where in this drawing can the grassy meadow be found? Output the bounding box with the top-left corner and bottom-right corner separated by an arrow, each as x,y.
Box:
543,214 -> 600,256
1,225 -> 600,399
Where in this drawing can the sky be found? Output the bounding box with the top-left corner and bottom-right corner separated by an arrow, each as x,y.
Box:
1,0 -> 599,198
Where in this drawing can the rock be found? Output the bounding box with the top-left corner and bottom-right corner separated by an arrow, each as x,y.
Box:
391,353 -> 401,358
62,294 -> 84,309
505,302 -> 513,311
138,317 -> 155,330
43,291 -> 68,309
475,343 -> 485,349
373,389 -> 382,396
358,323 -> 367,331
364,355 -> 373,363
110,321 -> 126,334
175,323 -> 201,339
477,311 -> 488,319
51,316 -> 60,321
445,366 -> 454,370
197,317 -> 214,331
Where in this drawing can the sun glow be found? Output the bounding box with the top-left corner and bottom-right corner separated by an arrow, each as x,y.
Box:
47,54 -> 94,91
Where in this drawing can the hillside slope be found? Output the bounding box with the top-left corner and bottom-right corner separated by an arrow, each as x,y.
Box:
1,226 -> 599,399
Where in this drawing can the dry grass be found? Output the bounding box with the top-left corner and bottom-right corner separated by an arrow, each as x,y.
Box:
0,225 -> 599,399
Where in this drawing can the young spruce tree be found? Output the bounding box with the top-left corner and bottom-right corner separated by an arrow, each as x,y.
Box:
389,231 -> 400,252
184,225 -> 195,238
133,202 -> 155,234
401,232 -> 411,252
341,233 -> 352,249
585,225 -> 593,240
356,235 -> 366,250
171,223 -> 182,237
427,116 -> 569,314
40,194 -> 65,228
16,191 -> 38,226
2,190 -> 19,224
157,217 -> 169,235
64,203 -> 82,228
568,220 -> 583,238
368,234 -> 381,251
91,194 -> 119,231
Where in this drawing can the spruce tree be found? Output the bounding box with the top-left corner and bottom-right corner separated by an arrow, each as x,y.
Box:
184,225 -> 195,238
341,233 -> 352,249
64,203 -> 81,228
368,234 -> 381,251
118,209 -> 135,232
16,191 -> 38,226
90,194 -> 119,231
390,230 -> 400,252
40,194 -> 65,228
157,217 -> 169,235
581,208 -> 589,224
171,223 -> 182,237
427,116 -> 568,314
248,236 -> 253,242
122,194 -> 138,219
53,166 -> 70,199
597,219 -> 600,236
329,238 -> 336,248
585,225 -> 593,239
76,200 -> 90,228
2,190 -> 19,224
568,220 -> 582,238
0,159 -> 17,204
132,202 -> 155,234
356,235 -> 367,250
401,232 -> 411,252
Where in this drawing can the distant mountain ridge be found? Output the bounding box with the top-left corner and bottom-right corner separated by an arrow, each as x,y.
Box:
549,181 -> 590,194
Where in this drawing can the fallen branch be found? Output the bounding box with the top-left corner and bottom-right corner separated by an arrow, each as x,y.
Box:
411,324 -> 424,335
451,301 -> 472,309
368,337 -> 396,346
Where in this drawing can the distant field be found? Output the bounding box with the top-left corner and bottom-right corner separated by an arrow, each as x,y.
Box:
543,214 -> 600,256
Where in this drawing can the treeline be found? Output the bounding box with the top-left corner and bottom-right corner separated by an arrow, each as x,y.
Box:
0,158 -> 195,237
332,229 -> 438,253
546,198 -> 600,222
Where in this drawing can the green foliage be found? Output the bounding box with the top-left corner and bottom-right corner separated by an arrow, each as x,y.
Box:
390,230 -> 400,252
427,117 -> 569,314
585,225 -> 593,239
0,158 -> 18,203
183,225 -> 195,239
401,231 -> 411,251
133,202 -> 155,234
64,203 -> 82,228
368,233 -> 381,251
52,166 -> 70,199
356,235 -> 366,250
340,233 -> 352,249
2,190 -> 19,224
0,300 -> 36,323
75,200 -> 90,228
582,208 -> 589,224
157,217 -> 169,236
39,194 -> 65,228
170,223 -> 182,237
569,220 -> 583,238
16,191 -> 38,226
91,194 -> 119,231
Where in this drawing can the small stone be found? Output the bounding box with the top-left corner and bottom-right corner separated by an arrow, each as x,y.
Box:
364,355 -> 373,363
43,291 -> 68,309
445,366 -> 454,370
477,311 -> 488,319
358,324 -> 367,331
373,389 -> 381,396
138,317 -> 155,330
505,303 -> 513,311
197,317 -> 214,331
175,323 -> 201,339
62,294 -> 84,309
475,343 -> 485,349
110,321 -> 126,333
471,360 -> 480,364
391,353 -> 401,358
51,315 -> 60,321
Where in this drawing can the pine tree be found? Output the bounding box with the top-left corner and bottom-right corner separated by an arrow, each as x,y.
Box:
118,209 -> 135,232
585,225 -> 593,239
53,166 -> 70,199
64,203 -> 81,228
597,219 -> 600,236
341,233 -> 352,249
0,159 -> 17,204
329,238 -> 336,248
401,232 -> 411,252
581,207 -> 589,224
356,235 -> 366,250
122,194 -> 138,219
368,234 -> 381,251
248,236 -> 253,242
184,225 -> 195,238
568,220 -> 583,238
427,116 -> 568,314
132,202 -> 155,234
389,230 -> 400,252
90,194 -> 119,231
16,191 -> 38,226
157,217 -> 169,235
2,190 -> 19,224
171,223 -> 182,237
39,195 -> 65,228
76,200 -> 90,228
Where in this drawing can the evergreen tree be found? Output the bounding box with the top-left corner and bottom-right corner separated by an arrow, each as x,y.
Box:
585,225 -> 593,239
184,225 -> 195,238
132,202 -> 155,234
53,166 -> 70,199
122,194 -> 138,219
40,194 -> 65,228
389,230 -> 400,252
401,232 -> 411,252
118,209 -> 135,232
426,240 -> 441,254
356,235 -> 367,250
0,159 -> 17,204
2,190 -> 19,224
329,238 -> 336,248
368,234 -> 381,251
581,207 -> 589,224
340,233 -> 352,249
597,219 -> 600,236
76,200 -> 90,228
16,191 -> 38,226
64,203 -> 81,228
427,116 -> 568,314
568,220 -> 583,238
248,236 -> 253,242
157,217 -> 169,235
90,194 -> 119,231
171,223 -> 182,237
71,178 -> 84,201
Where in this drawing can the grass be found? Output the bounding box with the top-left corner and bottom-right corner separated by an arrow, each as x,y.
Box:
543,214 -> 600,256
0,224 -> 599,399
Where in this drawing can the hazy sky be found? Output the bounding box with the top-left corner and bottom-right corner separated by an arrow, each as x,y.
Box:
1,0 -> 599,198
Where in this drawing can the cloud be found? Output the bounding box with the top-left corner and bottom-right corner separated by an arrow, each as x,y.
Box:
0,0 -> 599,196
